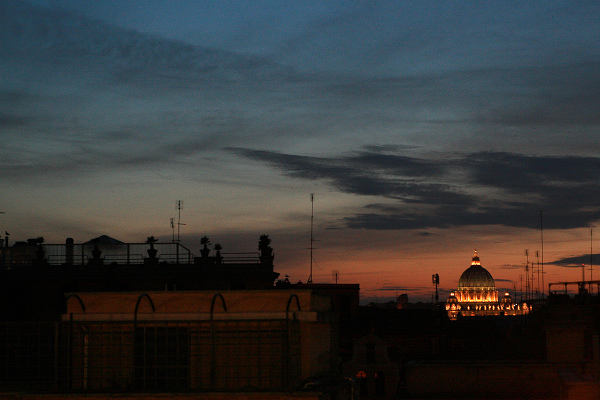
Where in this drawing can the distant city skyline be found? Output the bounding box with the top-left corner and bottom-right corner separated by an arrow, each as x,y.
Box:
1,0 -> 599,302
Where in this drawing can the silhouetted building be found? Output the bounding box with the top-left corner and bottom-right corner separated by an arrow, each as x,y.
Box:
0,289 -> 352,398
0,234 -> 357,398
0,235 -> 280,321
396,293 -> 409,309
342,333 -> 400,400
62,290 -> 342,392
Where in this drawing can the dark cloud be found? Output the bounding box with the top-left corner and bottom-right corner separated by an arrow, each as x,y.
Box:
376,286 -> 422,292
469,61 -> 600,127
549,254 -> 600,268
0,0 -> 291,85
0,113 -> 30,127
228,147 -> 467,202
0,89 -> 40,105
232,147 -> 600,231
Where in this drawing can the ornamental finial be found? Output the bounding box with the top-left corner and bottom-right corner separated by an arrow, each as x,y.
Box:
472,250 -> 481,265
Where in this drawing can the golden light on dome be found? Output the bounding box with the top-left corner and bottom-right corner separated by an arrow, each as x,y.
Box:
471,250 -> 481,266
446,251 -> 530,319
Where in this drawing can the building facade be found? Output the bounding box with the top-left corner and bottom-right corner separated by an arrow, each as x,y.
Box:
60,290 -> 338,393
342,333 -> 400,400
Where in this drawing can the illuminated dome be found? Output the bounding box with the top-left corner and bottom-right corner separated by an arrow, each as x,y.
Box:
446,292 -> 459,306
446,251 -> 529,318
453,251 -> 498,304
500,292 -> 514,307
457,251 -> 495,290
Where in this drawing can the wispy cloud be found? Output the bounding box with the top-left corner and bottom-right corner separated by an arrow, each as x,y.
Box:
231,147 -> 600,230
550,254 -> 599,268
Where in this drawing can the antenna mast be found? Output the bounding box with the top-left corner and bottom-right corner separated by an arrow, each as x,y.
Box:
590,228 -> 594,293
0,212 -> 5,248
541,211 -> 544,299
536,251 -> 541,301
170,218 -> 175,243
176,200 -> 185,243
308,193 -> 314,284
525,249 -> 529,302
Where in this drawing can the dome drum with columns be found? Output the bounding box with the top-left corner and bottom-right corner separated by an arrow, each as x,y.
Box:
446,251 -> 529,319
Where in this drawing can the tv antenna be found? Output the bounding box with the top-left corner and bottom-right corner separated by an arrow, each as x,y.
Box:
536,250 -> 541,301
332,270 -> 339,284
540,211 -> 545,299
590,228 -> 594,293
170,218 -> 175,243
524,249 -> 530,302
432,273 -> 440,304
1,212 -> 6,247
175,200 -> 185,243
307,193 -> 314,284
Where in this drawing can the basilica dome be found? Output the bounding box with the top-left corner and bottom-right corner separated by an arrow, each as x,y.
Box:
446,251 -> 528,318
457,251 -> 495,290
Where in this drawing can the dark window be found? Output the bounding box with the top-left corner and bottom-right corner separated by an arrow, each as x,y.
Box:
358,376 -> 368,398
134,326 -> 189,391
366,343 -> 375,363
376,371 -> 386,396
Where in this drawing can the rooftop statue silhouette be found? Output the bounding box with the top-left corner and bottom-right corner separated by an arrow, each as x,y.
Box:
259,234 -> 274,265
200,235 -> 211,258
145,236 -> 158,259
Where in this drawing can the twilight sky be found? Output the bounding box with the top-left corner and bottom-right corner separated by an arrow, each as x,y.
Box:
2,0 -> 600,303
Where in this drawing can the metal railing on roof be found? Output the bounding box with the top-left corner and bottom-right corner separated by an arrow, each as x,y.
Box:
0,244 -> 267,271
1,242 -> 194,267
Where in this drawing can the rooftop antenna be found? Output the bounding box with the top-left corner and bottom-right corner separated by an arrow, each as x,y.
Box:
532,261 -> 536,301
176,200 -> 185,243
170,218 -> 175,243
590,228 -> 594,293
525,249 -> 530,302
432,273 -> 440,304
540,211 -> 545,299
0,212 -> 5,247
536,251 -> 541,301
307,193 -> 314,284
519,275 -> 523,303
